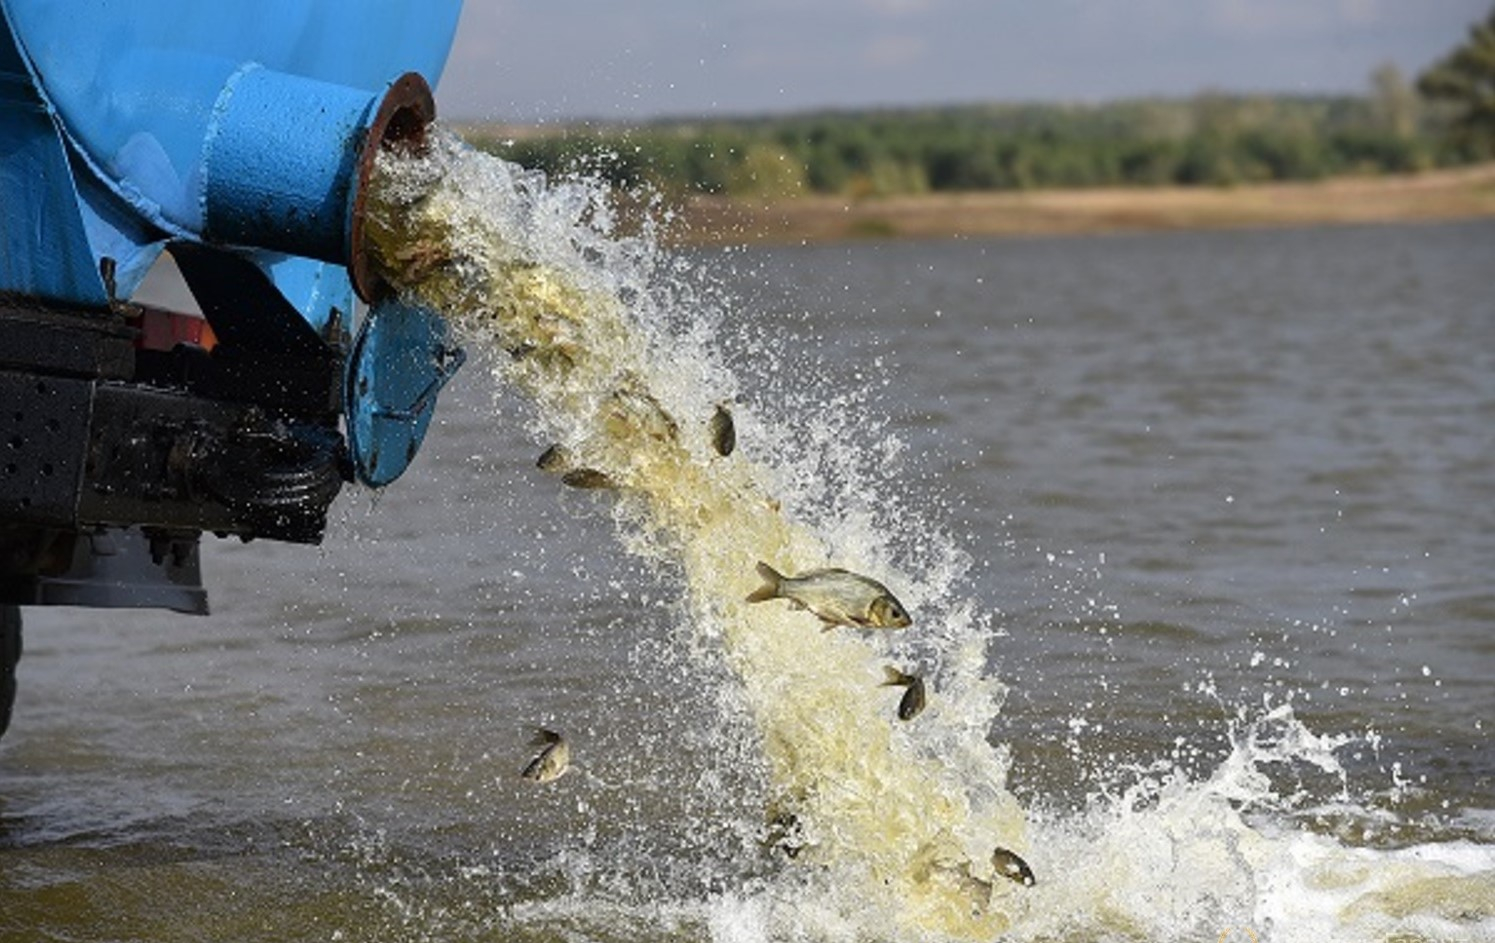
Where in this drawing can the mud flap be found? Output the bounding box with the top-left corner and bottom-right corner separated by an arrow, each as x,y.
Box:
0,605 -> 19,741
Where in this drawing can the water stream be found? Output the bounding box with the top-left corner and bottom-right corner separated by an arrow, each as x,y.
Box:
350,131 -> 1495,941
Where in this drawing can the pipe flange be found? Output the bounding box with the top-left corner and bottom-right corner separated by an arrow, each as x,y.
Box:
349,72 -> 436,304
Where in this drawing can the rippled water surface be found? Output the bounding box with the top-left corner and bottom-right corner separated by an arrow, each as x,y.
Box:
2,212 -> 1492,941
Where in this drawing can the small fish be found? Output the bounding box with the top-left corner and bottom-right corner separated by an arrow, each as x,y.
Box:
991,847 -> 1036,887
604,383 -> 679,444
560,468 -> 618,490
746,561 -> 911,630
508,341 -> 578,372
537,444 -> 618,490
709,403 -> 736,457
763,809 -> 807,859
536,443 -> 573,472
911,844 -> 994,915
881,666 -> 927,720
950,862 -> 995,913
521,728 -> 570,783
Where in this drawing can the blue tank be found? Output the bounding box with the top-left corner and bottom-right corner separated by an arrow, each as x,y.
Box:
1,0 -> 460,302
0,0 -> 469,637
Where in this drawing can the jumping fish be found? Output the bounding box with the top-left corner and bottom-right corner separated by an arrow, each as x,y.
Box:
536,444 -> 618,490
949,862 -> 995,913
521,728 -> 570,783
560,468 -> 618,490
763,808 -> 807,859
991,846 -> 1036,887
912,844 -> 994,916
603,381 -> 679,445
746,561 -> 911,630
881,666 -> 927,720
536,443 -> 573,472
709,403 -> 736,457
762,788 -> 814,859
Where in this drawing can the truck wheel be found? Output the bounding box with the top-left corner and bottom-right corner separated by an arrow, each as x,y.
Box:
0,606 -> 19,740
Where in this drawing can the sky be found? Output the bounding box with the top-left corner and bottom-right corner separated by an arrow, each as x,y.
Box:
434,0 -> 1489,122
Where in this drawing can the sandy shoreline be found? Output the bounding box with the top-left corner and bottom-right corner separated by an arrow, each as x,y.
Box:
661,162 -> 1495,246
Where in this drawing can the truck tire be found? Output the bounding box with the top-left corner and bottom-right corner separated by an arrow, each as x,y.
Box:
0,606 -> 19,740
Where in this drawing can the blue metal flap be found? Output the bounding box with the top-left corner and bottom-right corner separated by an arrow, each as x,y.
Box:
346,298 -> 464,487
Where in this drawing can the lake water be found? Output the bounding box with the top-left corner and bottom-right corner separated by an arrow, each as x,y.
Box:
2,173 -> 1492,943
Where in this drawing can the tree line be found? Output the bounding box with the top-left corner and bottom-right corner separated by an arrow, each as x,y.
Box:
466,18 -> 1495,201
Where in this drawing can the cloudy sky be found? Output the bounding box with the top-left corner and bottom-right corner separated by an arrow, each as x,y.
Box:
434,0 -> 1487,122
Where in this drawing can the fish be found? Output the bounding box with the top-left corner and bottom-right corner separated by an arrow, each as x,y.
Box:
949,862 -> 995,913
746,561 -> 911,630
536,444 -> 619,490
536,443 -> 573,472
763,808 -> 807,859
603,381 -> 679,444
507,340 -> 578,372
709,403 -> 736,457
881,666 -> 927,720
560,468 -> 618,490
910,843 -> 994,915
991,846 -> 1036,887
521,728 -> 570,783
762,789 -> 815,859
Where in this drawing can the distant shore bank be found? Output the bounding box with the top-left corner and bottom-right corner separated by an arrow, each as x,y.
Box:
660,163 -> 1495,246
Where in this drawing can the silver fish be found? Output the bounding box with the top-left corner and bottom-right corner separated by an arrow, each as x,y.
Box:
991,846 -> 1036,887
763,808 -> 807,859
536,443 -> 573,472
537,444 -> 618,490
709,403 -> 736,457
949,862 -> 994,914
560,468 -> 618,490
603,383 -> 679,444
912,845 -> 994,916
521,728 -> 570,783
508,341 -> 578,372
746,561 -> 911,630
881,666 -> 927,720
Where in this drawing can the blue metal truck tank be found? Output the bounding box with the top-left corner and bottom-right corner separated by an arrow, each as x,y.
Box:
2,0 -> 460,298
0,0 -> 471,738
1,0 -> 465,487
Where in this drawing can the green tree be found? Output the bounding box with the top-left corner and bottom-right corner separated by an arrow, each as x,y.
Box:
1417,6 -> 1495,156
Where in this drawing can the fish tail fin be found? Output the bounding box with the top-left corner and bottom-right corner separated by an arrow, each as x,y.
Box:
882,666 -> 909,687
746,561 -> 783,603
530,728 -> 561,746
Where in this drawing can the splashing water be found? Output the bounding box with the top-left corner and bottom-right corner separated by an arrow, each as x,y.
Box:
361,131 -> 1495,941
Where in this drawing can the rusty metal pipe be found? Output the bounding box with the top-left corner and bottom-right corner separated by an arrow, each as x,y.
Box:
201,66 -> 434,302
